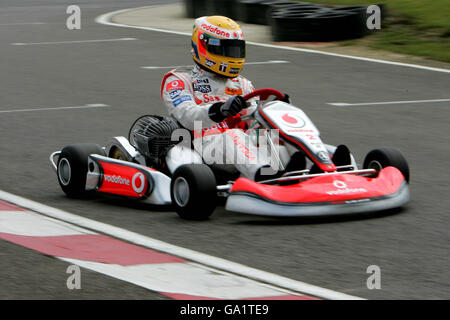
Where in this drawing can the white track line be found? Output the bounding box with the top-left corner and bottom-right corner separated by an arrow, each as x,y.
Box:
141,60 -> 290,70
246,60 -> 290,65
0,104 -> 109,113
0,189 -> 363,300
328,98 -> 450,107
95,6 -> 450,74
11,38 -> 137,46
0,22 -> 46,26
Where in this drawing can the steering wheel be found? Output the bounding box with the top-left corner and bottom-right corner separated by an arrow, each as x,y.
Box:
243,88 -> 286,102
226,88 -> 287,127
226,89 -> 285,127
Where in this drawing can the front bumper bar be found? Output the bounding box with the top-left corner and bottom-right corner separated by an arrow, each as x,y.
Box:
225,182 -> 409,217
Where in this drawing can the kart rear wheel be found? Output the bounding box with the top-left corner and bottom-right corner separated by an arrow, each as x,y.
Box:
171,164 -> 217,220
57,143 -> 106,197
363,147 -> 410,183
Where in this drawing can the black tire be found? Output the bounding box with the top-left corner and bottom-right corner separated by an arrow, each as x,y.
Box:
57,143 -> 106,197
171,164 -> 217,220
210,0 -> 239,20
271,9 -> 365,42
363,147 -> 410,183
238,0 -> 276,25
187,0 -> 214,18
333,5 -> 384,36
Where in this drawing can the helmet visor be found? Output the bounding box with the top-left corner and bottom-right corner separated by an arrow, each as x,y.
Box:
205,36 -> 246,58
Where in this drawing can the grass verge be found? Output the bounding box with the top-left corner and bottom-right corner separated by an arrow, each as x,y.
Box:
294,0 -> 450,62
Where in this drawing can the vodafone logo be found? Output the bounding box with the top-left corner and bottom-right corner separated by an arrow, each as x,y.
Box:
104,175 -> 130,185
166,80 -> 184,91
333,181 -> 347,189
326,180 -> 367,195
280,113 -> 305,128
132,172 -> 146,194
201,23 -> 231,38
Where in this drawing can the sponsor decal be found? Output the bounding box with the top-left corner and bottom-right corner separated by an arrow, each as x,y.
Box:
166,80 -> 185,91
132,172 -> 146,194
205,59 -> 216,67
104,175 -> 130,185
219,62 -> 228,73
169,89 -> 182,99
326,180 -> 367,195
97,161 -> 148,198
229,67 -> 240,75
203,121 -> 229,132
280,113 -> 305,128
173,95 -> 192,107
191,41 -> 200,59
201,23 -> 230,38
208,38 -> 220,46
202,94 -> 225,103
326,188 -> 367,195
334,180 -> 347,189
195,78 -> 209,84
231,31 -> 244,39
193,121 -> 229,138
193,83 -> 212,93
346,199 -> 370,204
286,129 -> 314,133
226,130 -> 256,161
225,87 -> 243,95
317,151 -> 331,162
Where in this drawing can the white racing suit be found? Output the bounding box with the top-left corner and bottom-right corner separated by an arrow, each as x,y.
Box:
161,65 -> 273,179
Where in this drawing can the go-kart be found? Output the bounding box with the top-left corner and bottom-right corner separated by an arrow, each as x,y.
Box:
50,88 -> 410,220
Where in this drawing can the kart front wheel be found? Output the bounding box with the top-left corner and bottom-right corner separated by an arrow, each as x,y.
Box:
57,143 -> 106,197
171,164 -> 217,220
363,147 -> 410,183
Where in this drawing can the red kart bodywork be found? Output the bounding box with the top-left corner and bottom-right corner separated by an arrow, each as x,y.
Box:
85,154 -> 172,205
226,166 -> 409,216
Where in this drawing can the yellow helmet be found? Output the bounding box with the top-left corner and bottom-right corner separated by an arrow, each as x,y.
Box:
191,16 -> 245,78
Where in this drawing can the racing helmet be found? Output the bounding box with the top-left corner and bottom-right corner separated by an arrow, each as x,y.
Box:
191,16 -> 245,78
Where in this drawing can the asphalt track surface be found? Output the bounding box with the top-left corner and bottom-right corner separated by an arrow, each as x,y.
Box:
1,0 -> 450,300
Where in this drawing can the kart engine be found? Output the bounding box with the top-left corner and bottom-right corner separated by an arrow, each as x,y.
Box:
129,115 -> 180,165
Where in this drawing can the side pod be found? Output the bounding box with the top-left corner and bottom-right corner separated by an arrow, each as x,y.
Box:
87,154 -> 171,205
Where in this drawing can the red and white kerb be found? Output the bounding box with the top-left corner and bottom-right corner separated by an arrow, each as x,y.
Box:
0,200 -> 317,300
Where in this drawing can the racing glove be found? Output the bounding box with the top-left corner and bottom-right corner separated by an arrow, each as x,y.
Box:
208,95 -> 246,123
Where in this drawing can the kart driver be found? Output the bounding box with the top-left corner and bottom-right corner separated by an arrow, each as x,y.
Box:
161,16 -> 278,180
